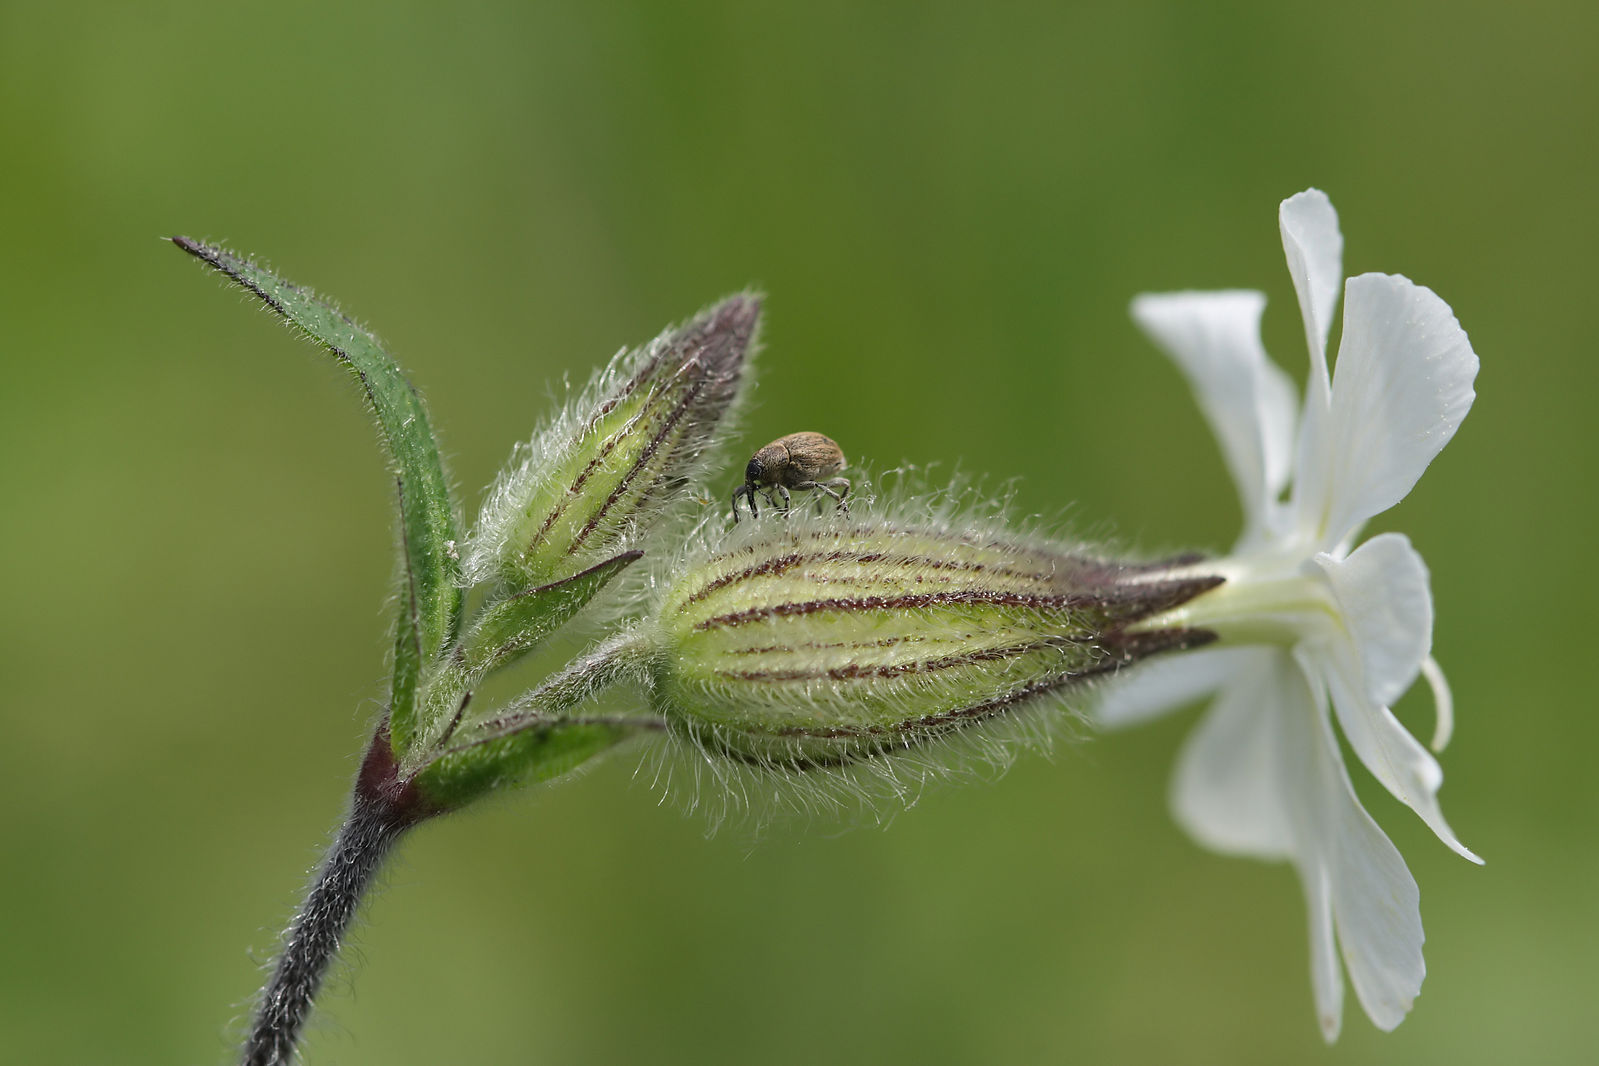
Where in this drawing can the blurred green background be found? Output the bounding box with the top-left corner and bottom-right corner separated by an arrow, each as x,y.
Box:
1,2 -> 1589,1063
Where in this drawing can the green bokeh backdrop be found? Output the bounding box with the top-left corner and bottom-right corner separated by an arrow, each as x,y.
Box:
2,3 -> 1589,1063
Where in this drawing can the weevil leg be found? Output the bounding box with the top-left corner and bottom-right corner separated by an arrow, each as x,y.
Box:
757,485 -> 789,514
795,479 -> 849,514
789,480 -> 821,512
731,483 -> 755,522
823,477 -> 851,513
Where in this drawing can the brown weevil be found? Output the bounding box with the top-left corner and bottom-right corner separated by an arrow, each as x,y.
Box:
731,431 -> 850,522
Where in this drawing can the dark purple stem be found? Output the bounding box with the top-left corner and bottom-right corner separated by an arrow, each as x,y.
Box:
239,734 -> 434,1066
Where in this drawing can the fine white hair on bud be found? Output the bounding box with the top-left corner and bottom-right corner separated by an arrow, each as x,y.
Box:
632,500 -> 1222,823
463,294 -> 760,591
636,687 -> 1068,833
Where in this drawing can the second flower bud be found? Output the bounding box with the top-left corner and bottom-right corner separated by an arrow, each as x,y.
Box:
643,515 -> 1224,767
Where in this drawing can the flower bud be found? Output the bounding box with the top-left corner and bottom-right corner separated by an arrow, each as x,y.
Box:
465,295 -> 759,591
644,516 -> 1222,766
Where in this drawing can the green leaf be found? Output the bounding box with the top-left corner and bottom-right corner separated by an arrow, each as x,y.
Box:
173,238 -> 462,754
414,718 -> 640,812
457,550 -> 643,678
414,628 -> 656,809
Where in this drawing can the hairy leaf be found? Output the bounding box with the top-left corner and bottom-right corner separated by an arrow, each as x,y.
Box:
173,238 -> 462,753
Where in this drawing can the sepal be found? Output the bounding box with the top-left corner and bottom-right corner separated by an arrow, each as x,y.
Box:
456,550 -> 643,677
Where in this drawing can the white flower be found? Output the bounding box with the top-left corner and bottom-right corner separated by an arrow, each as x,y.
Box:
1098,189 -> 1481,1041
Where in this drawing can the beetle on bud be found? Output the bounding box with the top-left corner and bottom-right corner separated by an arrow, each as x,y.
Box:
731,431 -> 850,521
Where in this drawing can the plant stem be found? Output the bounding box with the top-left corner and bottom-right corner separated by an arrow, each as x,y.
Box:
240,734 -> 430,1066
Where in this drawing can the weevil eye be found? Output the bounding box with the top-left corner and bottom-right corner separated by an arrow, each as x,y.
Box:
745,456 -> 764,484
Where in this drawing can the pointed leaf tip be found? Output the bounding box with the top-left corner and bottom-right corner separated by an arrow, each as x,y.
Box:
174,238 -> 463,755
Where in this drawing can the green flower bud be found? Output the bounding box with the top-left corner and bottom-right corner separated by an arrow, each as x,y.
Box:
643,514 -> 1221,767
465,295 -> 759,591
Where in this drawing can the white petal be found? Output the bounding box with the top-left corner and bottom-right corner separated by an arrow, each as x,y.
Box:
1286,673 -> 1426,1035
1327,792 -> 1428,1034
1169,650 -> 1431,1037
1170,649 -> 1295,857
1175,651 -> 1351,1037
1310,646 -> 1483,864
1303,273 -> 1479,546
1279,189 -> 1343,392
1302,859 -> 1344,1042
1279,191 -> 1343,543
1093,645 -> 1250,729
1130,292 -> 1298,539
1274,655 -> 1426,1038
1256,354 -> 1299,517
1315,533 -> 1432,706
